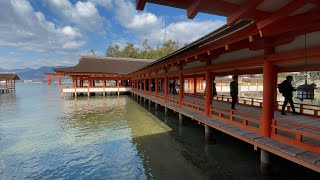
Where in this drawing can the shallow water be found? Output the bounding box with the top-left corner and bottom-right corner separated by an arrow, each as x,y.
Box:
0,83 -> 319,179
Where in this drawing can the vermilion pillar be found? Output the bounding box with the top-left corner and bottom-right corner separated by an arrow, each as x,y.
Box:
194,76 -> 197,97
47,75 -> 51,86
148,78 -> 151,95
144,79 -> 146,93
155,77 -> 158,97
58,75 -> 61,85
72,77 -> 75,88
179,73 -> 184,107
165,76 -> 168,102
205,70 -> 212,116
261,61 -> 275,137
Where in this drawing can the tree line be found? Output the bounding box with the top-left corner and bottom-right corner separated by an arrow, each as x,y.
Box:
106,39 -> 179,59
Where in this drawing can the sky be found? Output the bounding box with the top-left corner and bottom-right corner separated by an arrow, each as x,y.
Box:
0,0 -> 226,69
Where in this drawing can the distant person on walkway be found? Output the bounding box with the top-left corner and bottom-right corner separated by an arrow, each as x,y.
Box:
203,77 -> 217,97
172,80 -> 177,95
212,77 -> 217,97
230,75 -> 238,110
279,75 -> 299,115
169,82 -> 172,94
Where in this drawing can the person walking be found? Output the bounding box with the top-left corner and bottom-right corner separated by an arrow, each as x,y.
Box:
212,77 -> 217,97
280,75 -> 299,115
230,75 -> 238,110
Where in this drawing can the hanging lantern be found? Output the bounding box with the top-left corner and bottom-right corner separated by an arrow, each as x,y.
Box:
295,33 -> 316,101
296,79 -> 316,101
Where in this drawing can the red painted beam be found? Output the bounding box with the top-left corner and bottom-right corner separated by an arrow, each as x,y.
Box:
136,0 -> 147,10
187,0 -> 201,19
257,0 -> 309,30
227,0 -> 264,25
261,10 -> 320,37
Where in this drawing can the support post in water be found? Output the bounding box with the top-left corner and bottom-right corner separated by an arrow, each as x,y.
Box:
260,149 -> 271,175
165,107 -> 168,116
179,113 -> 183,126
204,125 -> 212,143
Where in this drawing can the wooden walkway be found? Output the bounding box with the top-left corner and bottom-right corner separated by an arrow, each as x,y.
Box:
132,90 -> 320,173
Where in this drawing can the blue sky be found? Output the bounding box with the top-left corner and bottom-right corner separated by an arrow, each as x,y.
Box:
0,0 -> 226,69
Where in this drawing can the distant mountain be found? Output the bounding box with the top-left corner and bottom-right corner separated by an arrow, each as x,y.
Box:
0,66 -> 66,80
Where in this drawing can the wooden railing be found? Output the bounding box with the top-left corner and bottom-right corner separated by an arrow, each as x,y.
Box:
210,105 -> 261,133
182,99 -> 205,113
214,95 -> 319,118
272,118 -> 320,153
168,96 -> 179,105
276,102 -> 320,118
214,95 -> 263,107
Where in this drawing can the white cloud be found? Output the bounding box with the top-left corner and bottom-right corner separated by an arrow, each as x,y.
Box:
47,0 -> 104,31
0,0 -> 86,53
145,20 -> 226,46
114,0 -> 162,34
111,0 -> 225,47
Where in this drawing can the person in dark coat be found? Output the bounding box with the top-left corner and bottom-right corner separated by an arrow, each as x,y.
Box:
281,75 -> 299,115
230,75 -> 238,110
169,82 -> 172,94
172,80 -> 177,95
212,77 -> 217,97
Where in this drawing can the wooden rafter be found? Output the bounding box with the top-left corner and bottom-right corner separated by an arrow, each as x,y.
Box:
260,10 -> 320,37
256,0 -> 310,30
136,0 -> 147,10
227,0 -> 264,25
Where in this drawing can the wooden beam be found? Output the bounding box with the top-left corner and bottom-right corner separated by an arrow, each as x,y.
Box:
227,0 -> 264,25
260,10 -> 320,37
136,0 -> 147,10
256,0 -> 309,30
187,0 -> 202,19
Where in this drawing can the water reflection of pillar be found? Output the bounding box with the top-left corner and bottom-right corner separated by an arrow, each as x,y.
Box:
117,96 -> 120,110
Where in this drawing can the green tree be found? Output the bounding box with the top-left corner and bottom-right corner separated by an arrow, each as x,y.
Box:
105,39 -> 179,60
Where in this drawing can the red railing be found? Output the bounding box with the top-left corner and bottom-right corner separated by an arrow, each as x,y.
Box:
210,105 -> 261,133
272,118 -> 320,153
276,102 -> 320,118
168,96 -> 179,105
182,99 -> 205,114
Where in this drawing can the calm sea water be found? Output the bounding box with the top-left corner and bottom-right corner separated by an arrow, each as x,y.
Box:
0,83 -> 319,179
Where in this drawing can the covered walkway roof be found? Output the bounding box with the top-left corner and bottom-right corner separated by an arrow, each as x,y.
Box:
0,73 -> 20,81
132,0 -> 320,77
54,56 -> 154,77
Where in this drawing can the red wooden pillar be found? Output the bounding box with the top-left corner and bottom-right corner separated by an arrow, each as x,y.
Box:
117,79 -> 120,96
58,75 -> 61,86
47,75 -> 51,86
261,61 -> 275,137
72,77 -> 75,88
179,73 -> 184,107
165,76 -> 168,102
144,79 -> 146,93
193,76 -> 197,97
148,78 -> 151,95
155,77 -> 158,98
205,70 -> 212,116
88,79 -> 91,88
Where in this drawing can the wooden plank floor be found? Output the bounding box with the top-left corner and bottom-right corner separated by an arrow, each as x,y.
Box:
132,90 -> 320,173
